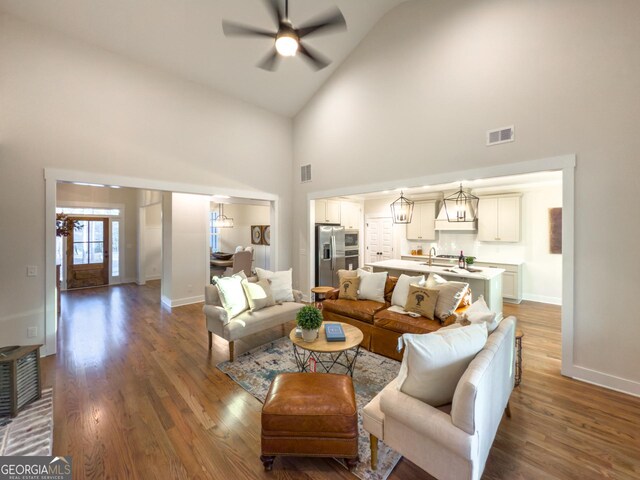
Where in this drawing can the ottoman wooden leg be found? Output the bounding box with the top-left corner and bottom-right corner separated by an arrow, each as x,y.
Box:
260,455 -> 275,471
370,434 -> 378,470
505,401 -> 512,418
208,331 -> 212,350
229,341 -> 235,362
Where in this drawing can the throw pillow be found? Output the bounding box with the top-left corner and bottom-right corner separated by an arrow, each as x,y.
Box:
255,268 -> 294,303
391,274 -> 426,307
338,276 -> 360,301
337,269 -> 357,284
215,274 -> 249,319
404,285 -> 439,320
462,295 -> 499,332
241,279 -> 275,312
396,323 -> 488,406
426,273 -> 469,322
357,268 -> 388,303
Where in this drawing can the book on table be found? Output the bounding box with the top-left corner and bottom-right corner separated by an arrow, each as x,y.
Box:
325,323 -> 346,342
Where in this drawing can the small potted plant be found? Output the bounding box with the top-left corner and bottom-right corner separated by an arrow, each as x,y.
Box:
296,305 -> 323,342
465,256 -> 476,266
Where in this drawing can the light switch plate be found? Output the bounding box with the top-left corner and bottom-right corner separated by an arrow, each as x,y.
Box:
27,266 -> 37,277
27,327 -> 37,338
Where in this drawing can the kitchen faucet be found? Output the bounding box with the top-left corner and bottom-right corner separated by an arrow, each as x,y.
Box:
427,247 -> 437,267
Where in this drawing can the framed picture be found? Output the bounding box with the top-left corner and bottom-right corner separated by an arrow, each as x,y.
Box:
262,225 -> 271,246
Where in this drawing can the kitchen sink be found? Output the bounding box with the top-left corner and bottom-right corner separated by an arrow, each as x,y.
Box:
419,262 -> 453,267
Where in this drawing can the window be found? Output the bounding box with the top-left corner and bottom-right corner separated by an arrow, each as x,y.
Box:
57,207 -> 120,216
112,220 -> 120,277
209,211 -> 219,253
73,220 -> 104,265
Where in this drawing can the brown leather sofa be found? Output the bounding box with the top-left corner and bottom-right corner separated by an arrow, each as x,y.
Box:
322,276 -> 471,361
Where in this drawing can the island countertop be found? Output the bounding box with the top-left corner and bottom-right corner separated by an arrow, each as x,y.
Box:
365,259 -> 505,280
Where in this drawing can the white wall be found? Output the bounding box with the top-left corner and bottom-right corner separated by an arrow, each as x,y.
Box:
143,203 -> 162,281
293,0 -> 640,393
0,15 -> 293,349
161,193 -> 209,307
215,202 -> 271,270
56,183 -> 139,283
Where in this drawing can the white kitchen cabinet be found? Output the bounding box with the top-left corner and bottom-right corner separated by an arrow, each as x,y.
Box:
478,195 -> 521,242
474,261 -> 523,303
340,201 -> 361,229
406,201 -> 437,240
315,199 -> 341,224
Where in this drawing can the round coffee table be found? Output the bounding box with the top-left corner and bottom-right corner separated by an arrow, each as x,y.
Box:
289,322 -> 364,377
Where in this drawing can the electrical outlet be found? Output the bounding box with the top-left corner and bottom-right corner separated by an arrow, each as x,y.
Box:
27,327 -> 37,338
27,266 -> 37,277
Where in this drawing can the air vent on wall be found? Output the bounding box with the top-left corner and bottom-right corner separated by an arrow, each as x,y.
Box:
486,126 -> 514,146
300,164 -> 312,183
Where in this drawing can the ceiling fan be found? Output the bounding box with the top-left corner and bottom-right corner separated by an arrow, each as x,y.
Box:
222,0 -> 347,72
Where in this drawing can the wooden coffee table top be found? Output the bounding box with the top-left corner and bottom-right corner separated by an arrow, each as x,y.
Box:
289,322 -> 363,353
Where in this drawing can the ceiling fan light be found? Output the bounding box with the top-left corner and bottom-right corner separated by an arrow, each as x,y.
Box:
275,34 -> 298,57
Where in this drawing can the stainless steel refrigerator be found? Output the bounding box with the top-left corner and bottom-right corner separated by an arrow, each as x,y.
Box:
315,225 -> 346,287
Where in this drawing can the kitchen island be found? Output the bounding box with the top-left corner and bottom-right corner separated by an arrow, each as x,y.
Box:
366,259 -> 504,318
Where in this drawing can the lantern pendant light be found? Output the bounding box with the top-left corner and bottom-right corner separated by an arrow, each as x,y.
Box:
212,204 -> 234,228
390,191 -> 414,224
443,184 -> 479,222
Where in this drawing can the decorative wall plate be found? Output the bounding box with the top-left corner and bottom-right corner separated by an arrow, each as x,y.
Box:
251,225 -> 263,245
262,225 -> 271,245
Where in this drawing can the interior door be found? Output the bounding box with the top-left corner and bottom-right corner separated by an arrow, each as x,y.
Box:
66,217 -> 110,289
366,218 -> 394,264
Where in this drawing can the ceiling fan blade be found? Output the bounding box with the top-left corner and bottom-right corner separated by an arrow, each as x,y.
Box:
263,0 -> 285,27
298,42 -> 331,71
222,20 -> 276,38
296,7 -> 347,38
257,48 -> 281,72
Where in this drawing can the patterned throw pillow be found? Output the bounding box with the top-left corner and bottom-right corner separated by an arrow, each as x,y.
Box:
339,276 -> 360,301
404,284 -> 439,320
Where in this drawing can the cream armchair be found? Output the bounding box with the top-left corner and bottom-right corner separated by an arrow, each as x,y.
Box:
363,316 -> 517,480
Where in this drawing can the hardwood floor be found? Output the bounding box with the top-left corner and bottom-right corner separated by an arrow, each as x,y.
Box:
43,283 -> 640,479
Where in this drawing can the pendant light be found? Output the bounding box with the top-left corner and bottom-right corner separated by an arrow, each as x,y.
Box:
390,191 -> 414,224
212,204 -> 234,228
443,184 -> 479,222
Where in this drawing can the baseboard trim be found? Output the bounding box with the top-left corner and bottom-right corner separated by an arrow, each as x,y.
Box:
570,365 -> 640,398
522,294 -> 562,305
145,275 -> 161,281
161,294 -> 204,308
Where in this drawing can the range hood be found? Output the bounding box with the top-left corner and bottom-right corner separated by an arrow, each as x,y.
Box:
435,203 -> 477,231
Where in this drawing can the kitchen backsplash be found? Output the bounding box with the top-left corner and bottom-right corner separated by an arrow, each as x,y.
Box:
405,231 -> 527,261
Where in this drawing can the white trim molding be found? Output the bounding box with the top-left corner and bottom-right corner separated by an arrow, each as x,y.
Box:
161,294 -> 205,308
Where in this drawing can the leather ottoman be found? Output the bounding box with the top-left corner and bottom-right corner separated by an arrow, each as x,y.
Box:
260,372 -> 359,471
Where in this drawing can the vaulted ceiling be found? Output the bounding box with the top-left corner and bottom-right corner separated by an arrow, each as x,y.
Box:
0,0 -> 409,116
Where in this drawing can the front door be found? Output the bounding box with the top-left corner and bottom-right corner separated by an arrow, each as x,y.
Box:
66,217 -> 109,289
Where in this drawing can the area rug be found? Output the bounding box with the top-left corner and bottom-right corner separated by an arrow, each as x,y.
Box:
0,388 -> 53,456
217,337 -> 402,480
